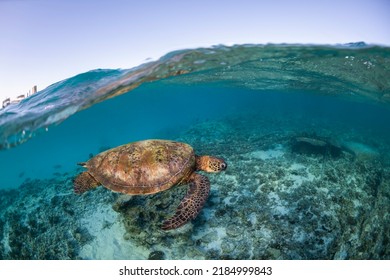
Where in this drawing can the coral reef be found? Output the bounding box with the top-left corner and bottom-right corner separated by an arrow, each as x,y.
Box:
111,115 -> 390,259
1,114 -> 389,259
0,174 -> 118,259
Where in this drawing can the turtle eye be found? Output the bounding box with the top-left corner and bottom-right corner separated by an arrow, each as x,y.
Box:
220,162 -> 227,170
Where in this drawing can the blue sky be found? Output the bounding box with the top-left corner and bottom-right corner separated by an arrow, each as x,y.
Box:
0,0 -> 389,100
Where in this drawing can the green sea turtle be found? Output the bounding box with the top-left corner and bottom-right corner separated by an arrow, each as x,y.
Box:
73,139 -> 227,230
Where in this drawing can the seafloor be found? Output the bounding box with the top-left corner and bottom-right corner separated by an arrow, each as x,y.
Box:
0,112 -> 389,260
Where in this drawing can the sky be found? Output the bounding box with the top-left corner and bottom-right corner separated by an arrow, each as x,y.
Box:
0,0 -> 389,101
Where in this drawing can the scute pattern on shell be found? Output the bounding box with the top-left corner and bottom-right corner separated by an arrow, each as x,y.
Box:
85,140 -> 195,194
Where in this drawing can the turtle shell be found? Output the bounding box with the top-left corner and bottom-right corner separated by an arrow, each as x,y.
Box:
84,140 -> 195,194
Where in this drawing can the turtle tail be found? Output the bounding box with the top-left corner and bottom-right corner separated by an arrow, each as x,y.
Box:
73,172 -> 100,194
161,173 -> 210,230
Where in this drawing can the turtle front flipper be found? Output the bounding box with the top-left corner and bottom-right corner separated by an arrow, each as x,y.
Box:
74,172 -> 100,194
161,173 -> 210,230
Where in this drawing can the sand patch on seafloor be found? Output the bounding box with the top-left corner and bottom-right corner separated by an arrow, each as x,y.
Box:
247,144 -> 285,160
78,201 -> 147,260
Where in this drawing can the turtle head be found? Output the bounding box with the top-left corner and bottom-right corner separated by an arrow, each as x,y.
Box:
196,155 -> 227,173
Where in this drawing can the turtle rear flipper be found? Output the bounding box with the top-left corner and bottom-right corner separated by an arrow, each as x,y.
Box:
161,173 -> 210,230
74,172 -> 100,194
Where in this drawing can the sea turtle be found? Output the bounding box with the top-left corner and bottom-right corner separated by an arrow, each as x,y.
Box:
73,139 -> 227,230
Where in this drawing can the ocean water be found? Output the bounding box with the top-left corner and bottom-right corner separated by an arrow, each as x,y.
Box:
0,44 -> 389,259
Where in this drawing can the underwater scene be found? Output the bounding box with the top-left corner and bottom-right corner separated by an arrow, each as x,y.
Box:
0,44 -> 389,259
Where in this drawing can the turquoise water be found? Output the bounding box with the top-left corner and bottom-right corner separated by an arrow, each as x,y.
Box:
0,44 -> 389,259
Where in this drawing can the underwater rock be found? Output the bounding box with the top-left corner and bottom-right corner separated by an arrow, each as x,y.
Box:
148,250 -> 165,260
266,247 -> 282,260
291,136 -> 343,158
226,224 -> 244,237
341,141 -> 380,161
